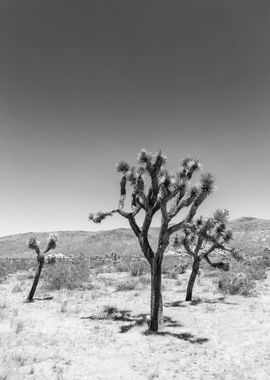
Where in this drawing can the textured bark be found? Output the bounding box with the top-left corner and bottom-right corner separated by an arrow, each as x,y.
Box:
149,259 -> 163,332
186,259 -> 199,301
26,254 -> 44,302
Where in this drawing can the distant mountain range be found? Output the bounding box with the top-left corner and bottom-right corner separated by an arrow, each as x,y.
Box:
0,217 -> 270,259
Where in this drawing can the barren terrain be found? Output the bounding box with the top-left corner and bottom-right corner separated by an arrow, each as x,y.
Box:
1,265 -> 270,379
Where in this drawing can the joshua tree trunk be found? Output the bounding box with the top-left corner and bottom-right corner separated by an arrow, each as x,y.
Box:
149,257 -> 163,332
186,258 -> 200,301
26,254 -> 44,302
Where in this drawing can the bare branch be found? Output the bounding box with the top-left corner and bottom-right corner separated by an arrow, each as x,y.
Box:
168,186 -> 199,221
182,236 -> 194,257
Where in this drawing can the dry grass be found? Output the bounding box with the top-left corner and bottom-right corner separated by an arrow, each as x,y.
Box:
0,252 -> 270,379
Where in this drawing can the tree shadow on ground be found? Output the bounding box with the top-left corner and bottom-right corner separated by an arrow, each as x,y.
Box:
165,297 -> 238,307
24,296 -> 54,303
143,330 -> 209,344
119,315 -> 182,333
189,297 -> 238,306
81,310 -> 207,343
81,309 -> 133,321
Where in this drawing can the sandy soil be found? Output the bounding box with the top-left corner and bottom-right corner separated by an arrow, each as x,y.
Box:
0,270 -> 270,380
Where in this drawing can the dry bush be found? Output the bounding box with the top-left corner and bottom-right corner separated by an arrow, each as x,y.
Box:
43,256 -> 91,290
116,278 -> 138,291
217,239 -> 270,296
103,304 -> 119,316
128,259 -> 148,277
0,259 -> 35,278
115,258 -> 149,276
218,272 -> 255,296
0,267 -> 7,283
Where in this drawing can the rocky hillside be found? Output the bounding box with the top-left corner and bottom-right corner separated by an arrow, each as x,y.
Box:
0,217 -> 269,259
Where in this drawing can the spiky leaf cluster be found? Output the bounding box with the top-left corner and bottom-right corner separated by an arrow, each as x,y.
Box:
137,149 -> 153,165
89,211 -> 115,223
116,161 -> 130,173
46,233 -> 58,251
28,237 -> 39,251
200,172 -> 215,194
175,209 -> 233,260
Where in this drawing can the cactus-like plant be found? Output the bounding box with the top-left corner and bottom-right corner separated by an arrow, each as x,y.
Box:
177,209 -> 233,301
89,149 -> 215,332
26,233 -> 58,302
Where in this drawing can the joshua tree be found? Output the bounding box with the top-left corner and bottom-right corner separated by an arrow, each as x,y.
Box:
26,233 -> 58,302
89,149 -> 216,332
179,209 -> 233,301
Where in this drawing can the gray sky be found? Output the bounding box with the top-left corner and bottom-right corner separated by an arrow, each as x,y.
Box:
0,0 -> 270,237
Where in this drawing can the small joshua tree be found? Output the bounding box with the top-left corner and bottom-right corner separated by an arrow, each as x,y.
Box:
89,149 -> 215,332
26,233 -> 58,302
178,209 -> 233,301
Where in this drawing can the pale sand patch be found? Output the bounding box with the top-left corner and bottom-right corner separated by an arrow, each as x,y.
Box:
0,271 -> 270,379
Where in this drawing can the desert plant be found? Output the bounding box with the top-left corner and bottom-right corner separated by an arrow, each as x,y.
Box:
218,272 -> 254,296
89,149 -> 216,332
116,278 -> 138,291
43,255 -> 90,290
176,209 -> 233,301
26,233 -> 58,302
128,259 -> 148,276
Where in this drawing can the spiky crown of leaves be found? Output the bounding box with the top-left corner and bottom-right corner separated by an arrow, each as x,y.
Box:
116,150 -> 208,199
183,209 -> 233,245
28,233 -> 58,253
90,149 -> 216,224
46,233 -> 58,251
89,211 -> 114,223
28,237 -> 39,250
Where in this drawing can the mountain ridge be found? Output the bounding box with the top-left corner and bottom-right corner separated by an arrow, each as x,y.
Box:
1,217 -> 270,258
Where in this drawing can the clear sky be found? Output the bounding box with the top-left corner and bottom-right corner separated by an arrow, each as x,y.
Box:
0,0 -> 270,237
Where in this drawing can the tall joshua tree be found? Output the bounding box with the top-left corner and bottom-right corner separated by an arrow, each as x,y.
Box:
180,209 -> 233,301
89,149 -> 215,332
26,233 -> 58,302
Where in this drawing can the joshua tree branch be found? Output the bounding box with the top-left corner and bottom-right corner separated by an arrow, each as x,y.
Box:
168,191 -> 197,221
182,237 -> 194,257
204,255 -> 229,271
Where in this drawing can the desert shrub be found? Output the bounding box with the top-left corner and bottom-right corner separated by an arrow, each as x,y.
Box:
0,259 -> 35,282
218,272 -> 255,296
102,305 -> 119,318
115,258 -> 148,276
43,256 -> 91,290
116,278 -> 138,291
114,259 -> 130,273
128,259 -> 148,276
0,266 -> 7,283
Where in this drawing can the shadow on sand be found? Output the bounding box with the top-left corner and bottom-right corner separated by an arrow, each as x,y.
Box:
81,309 -> 208,343
143,330 -> 209,344
165,297 -> 238,307
24,296 -> 54,303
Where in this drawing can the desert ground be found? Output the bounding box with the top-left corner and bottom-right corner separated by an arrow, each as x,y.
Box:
1,261 -> 270,380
